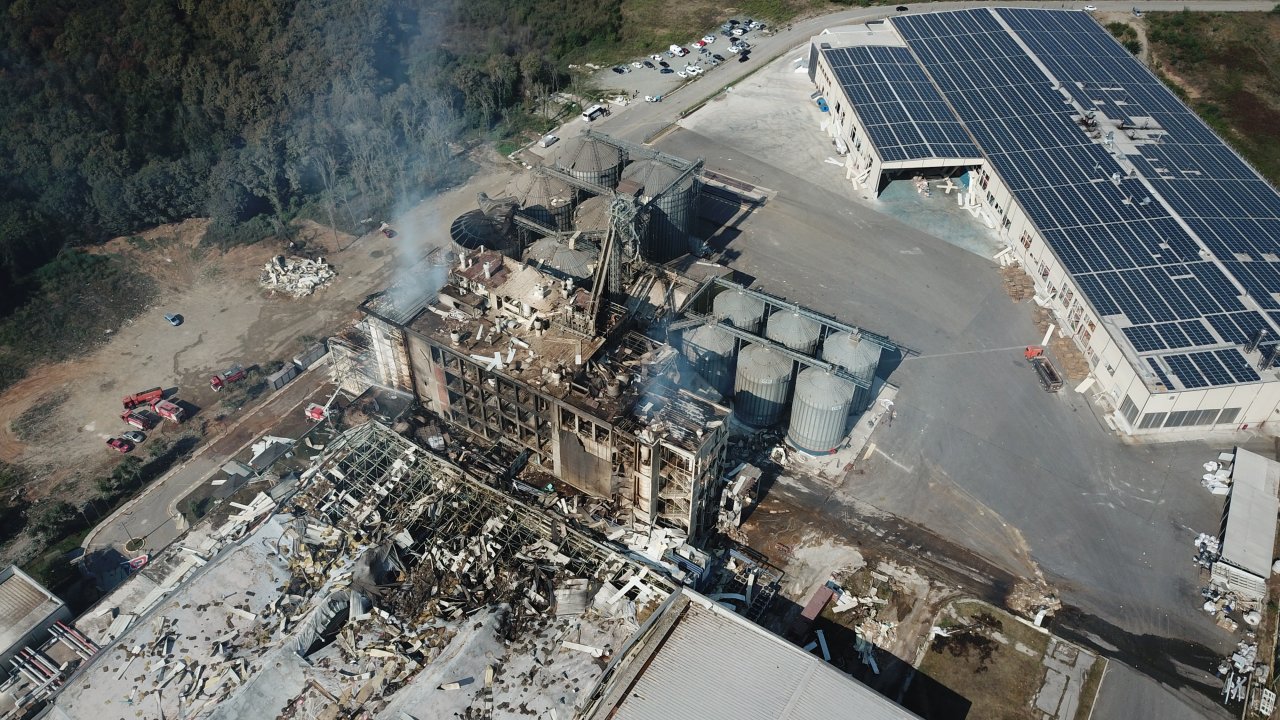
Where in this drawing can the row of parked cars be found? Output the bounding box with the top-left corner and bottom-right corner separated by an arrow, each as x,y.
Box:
611,18 -> 765,77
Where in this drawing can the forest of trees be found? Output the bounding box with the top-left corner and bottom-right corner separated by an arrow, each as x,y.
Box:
0,0 -> 627,316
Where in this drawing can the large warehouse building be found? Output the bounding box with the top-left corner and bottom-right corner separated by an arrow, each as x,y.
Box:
812,8 -> 1280,436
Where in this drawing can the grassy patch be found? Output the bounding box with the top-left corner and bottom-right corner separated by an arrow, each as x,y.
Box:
1147,10 -> 1280,184
920,600 -> 1050,720
1073,657 -> 1106,720
1105,21 -> 1141,54
10,389 -> 70,443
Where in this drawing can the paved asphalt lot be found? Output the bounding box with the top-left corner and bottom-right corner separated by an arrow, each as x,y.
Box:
652,30 -> 1256,718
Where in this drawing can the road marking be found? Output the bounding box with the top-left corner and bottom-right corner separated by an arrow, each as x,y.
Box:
874,447 -> 915,473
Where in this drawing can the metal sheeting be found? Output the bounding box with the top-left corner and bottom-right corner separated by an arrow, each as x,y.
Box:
734,344 -> 793,427
509,172 -> 576,231
787,368 -> 854,455
556,136 -> 625,189
714,291 -> 766,333
623,160 -> 697,262
684,324 -> 736,397
1221,449 -> 1280,578
766,312 -> 821,354
823,331 -> 881,412
595,597 -> 920,720
0,569 -> 63,656
525,236 -> 599,281
573,194 -> 613,231
449,210 -> 518,256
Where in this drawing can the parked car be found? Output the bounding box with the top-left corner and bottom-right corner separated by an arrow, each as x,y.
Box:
643,60 -> 655,69
659,60 -> 669,67
1083,4 -> 1096,10
651,54 -> 662,61
106,437 -> 134,453
727,45 -> 740,54
1132,7 -> 1143,16
539,134 -> 559,148
732,27 -> 746,37
896,4 -> 909,10
702,35 -> 716,44
660,68 -> 674,74
736,40 -> 751,50
122,430 -> 146,444
738,52 -> 750,63
713,54 -> 725,62
708,57 -> 720,66
164,313 -> 183,326
644,95 -> 662,102
612,66 -> 626,74
677,71 -> 687,78
631,61 -> 644,69
693,40 -> 706,49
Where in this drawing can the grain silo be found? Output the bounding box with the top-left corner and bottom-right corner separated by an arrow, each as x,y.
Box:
765,312 -> 821,354
621,160 -> 698,262
524,235 -> 598,282
573,194 -> 613,231
510,171 -> 576,231
684,324 -> 736,397
822,331 -> 882,413
787,368 -> 855,454
713,290 -> 765,333
556,135 -> 625,190
734,344 -> 793,427
449,210 -> 519,258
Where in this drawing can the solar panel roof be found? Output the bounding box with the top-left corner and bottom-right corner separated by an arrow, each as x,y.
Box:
821,45 -> 981,163
882,8 -> 1280,390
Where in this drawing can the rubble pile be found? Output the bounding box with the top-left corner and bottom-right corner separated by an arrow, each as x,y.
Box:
261,255 -> 336,297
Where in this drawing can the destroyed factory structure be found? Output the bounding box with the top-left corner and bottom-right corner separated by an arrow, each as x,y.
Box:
353,132 -> 898,547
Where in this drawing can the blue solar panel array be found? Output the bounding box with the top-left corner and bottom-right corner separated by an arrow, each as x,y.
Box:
821,46 -> 980,162
889,8 -> 1280,389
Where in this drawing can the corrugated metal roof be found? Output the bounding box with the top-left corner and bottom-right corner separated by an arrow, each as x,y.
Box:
0,567 -> 64,654
1223,448 -> 1280,578
603,598 -> 919,720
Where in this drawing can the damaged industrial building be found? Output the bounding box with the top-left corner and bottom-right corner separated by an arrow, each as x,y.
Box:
42,422 -> 918,720
349,132 -> 898,548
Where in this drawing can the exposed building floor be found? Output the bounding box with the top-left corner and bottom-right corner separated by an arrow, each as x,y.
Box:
656,41 -> 1242,714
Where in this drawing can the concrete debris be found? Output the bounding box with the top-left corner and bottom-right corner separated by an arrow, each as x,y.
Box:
261,255 -> 336,297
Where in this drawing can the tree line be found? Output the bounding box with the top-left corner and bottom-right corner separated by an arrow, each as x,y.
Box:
0,0 -> 624,316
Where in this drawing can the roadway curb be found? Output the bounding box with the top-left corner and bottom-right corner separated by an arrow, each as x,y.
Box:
81,361 -> 326,554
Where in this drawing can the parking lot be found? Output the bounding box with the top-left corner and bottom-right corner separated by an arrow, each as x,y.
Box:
592,19 -> 768,103
654,47 -> 1238,715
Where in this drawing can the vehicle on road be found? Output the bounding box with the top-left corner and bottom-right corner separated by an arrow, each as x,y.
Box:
1083,4 -> 1097,10
1132,7 -> 1143,16
896,5 -> 909,11
106,437 -> 133,453
644,95 -> 662,102
660,68 -> 674,74
164,313 -> 183,326
122,431 -> 146,444
581,104 -> 607,122
539,134 -> 559,148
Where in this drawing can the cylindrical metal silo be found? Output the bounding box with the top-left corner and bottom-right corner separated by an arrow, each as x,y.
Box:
621,160 -> 697,262
734,344 -> 793,427
524,235 -> 599,282
449,210 -> 519,258
556,136 -> 625,189
787,368 -> 855,455
684,324 -> 736,397
713,290 -> 765,333
766,312 -> 820,354
573,194 -> 612,231
510,171 -> 576,231
823,331 -> 882,413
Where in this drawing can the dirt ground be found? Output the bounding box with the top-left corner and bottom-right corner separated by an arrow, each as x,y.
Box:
0,163 -> 519,510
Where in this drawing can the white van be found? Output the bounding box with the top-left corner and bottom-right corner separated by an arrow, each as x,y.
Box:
581,105 -> 606,122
